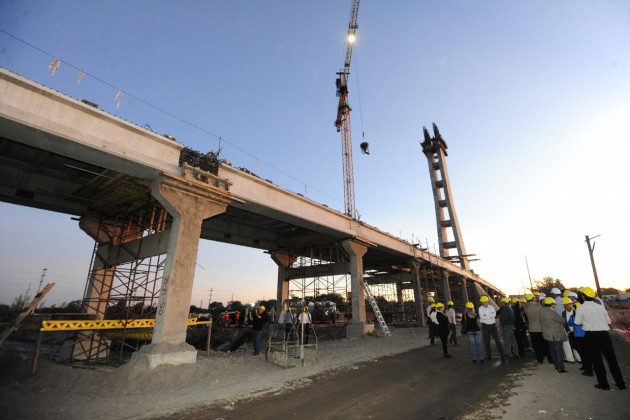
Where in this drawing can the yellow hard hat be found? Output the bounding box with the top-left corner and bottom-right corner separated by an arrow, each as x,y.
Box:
561,297 -> 572,305
436,302 -> 444,308
581,286 -> 597,298
511,297 -> 520,304
479,296 -> 489,303
428,297 -> 435,303
500,297 -> 510,303
430,303 -> 436,308
465,302 -> 474,309
447,301 -> 454,306
525,293 -> 534,301
543,297 -> 555,305
519,298 -> 527,303
563,290 -> 571,297
259,305 -> 266,311
533,291 -> 540,296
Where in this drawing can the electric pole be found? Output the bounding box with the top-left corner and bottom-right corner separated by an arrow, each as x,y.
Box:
585,234 -> 603,298
36,268 -> 47,295
524,256 -> 534,292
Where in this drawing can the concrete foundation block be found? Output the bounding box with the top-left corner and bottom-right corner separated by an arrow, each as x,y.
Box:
346,323 -> 373,339
129,342 -> 197,371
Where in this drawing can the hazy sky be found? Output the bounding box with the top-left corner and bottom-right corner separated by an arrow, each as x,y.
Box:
1,1 -> 629,307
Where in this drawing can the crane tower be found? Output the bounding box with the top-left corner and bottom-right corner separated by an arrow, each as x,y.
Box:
335,0 -> 360,219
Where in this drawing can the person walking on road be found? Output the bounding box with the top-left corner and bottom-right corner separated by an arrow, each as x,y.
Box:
478,296 -> 506,361
446,301 -> 458,346
435,303 -> 453,358
462,301 -> 483,362
540,297 -> 569,373
574,287 -> 627,391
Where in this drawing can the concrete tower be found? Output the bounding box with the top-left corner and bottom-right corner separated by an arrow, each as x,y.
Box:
421,123 -> 471,271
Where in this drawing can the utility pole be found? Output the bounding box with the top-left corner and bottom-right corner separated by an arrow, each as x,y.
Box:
585,234 -> 603,298
36,268 -> 47,295
524,256 -> 534,292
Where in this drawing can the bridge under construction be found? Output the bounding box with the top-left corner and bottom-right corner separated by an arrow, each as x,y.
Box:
0,66 -> 506,368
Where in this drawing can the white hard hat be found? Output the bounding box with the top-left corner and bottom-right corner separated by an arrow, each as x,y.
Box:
568,291 -> 578,298
539,292 -> 546,299
551,288 -> 561,295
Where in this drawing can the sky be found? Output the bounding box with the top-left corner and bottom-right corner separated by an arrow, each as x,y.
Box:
1,0 -> 629,308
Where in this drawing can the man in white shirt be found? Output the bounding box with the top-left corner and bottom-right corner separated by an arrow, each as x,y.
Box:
574,287 -> 626,391
478,296 -> 507,361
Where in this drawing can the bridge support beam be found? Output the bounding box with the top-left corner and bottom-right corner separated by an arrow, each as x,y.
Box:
341,240 -> 369,338
130,176 -> 229,369
442,270 -> 452,302
407,259 -> 426,326
461,277 -> 469,303
271,251 -> 297,314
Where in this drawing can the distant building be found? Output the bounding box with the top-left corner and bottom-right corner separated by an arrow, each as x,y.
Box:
603,293 -> 630,302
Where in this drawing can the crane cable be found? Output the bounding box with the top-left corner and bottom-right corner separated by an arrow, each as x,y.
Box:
353,48 -> 367,145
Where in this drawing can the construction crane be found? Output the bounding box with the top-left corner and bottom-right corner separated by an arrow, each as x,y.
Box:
335,0 -> 360,219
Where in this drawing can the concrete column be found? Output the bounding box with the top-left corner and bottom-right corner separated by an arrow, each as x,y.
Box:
442,270 -> 452,302
341,239 -> 368,338
79,216 -> 119,318
395,282 -> 404,320
407,259 -> 425,326
461,278 -> 469,303
130,176 -> 228,369
271,251 -> 297,314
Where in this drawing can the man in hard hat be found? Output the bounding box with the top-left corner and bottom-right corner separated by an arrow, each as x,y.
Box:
540,297 -> 569,373
446,301 -> 458,346
568,302 -> 591,376
426,297 -> 435,340
498,297 -> 519,358
523,293 -> 549,363
435,302 -> 453,358
512,297 -> 528,356
561,297 -> 577,363
551,287 -> 564,316
297,306 -> 312,345
478,296 -> 507,361
249,305 -> 268,356
428,303 -> 438,345
574,287 -> 626,391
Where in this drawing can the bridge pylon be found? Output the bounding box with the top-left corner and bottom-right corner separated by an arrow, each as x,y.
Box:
420,123 -> 471,272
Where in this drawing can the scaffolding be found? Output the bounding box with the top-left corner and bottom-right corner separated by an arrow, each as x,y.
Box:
288,243 -> 350,318
73,203 -> 170,364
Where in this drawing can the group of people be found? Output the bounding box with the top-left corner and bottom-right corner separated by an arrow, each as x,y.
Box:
426,298 -> 458,358
434,286 -> 626,391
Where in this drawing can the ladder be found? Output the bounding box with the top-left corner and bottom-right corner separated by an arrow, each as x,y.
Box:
362,279 -> 391,336
0,282 -> 55,346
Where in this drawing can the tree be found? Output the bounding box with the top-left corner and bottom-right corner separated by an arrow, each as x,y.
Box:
600,287 -> 621,295
316,293 -> 346,306
533,277 -> 566,295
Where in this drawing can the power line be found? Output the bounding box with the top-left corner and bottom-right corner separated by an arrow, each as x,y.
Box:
0,28 -> 425,246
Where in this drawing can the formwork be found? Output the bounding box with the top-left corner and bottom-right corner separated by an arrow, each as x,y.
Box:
72,204 -> 169,364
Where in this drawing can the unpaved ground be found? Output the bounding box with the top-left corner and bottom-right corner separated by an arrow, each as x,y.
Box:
0,326 -> 628,419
